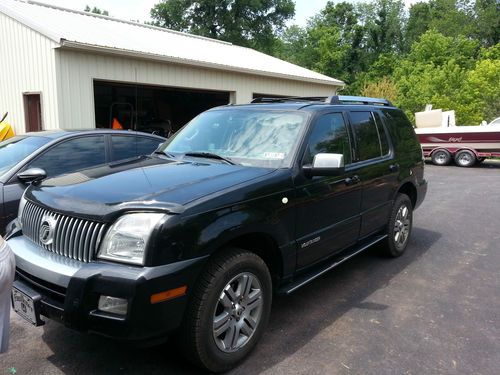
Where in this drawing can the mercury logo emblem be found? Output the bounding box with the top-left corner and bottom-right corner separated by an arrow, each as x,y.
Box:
39,215 -> 57,245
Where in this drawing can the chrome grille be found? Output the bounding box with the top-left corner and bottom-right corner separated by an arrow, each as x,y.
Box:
21,201 -> 107,262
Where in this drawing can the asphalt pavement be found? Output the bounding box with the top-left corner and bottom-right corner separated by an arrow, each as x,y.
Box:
1,160 -> 499,374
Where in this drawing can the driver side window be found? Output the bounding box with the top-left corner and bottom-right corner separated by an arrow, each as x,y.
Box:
303,113 -> 352,165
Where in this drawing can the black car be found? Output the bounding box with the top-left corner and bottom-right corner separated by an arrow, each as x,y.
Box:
7,96 -> 427,372
0,130 -> 165,235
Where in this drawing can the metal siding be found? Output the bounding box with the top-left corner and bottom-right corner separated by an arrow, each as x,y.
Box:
58,50 -> 338,129
0,0 -> 342,85
0,12 -> 59,134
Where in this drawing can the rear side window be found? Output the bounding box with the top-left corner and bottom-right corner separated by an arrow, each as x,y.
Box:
136,137 -> 162,156
303,113 -> 352,165
373,112 -> 390,155
111,136 -> 139,162
28,136 -> 106,176
111,136 -> 162,162
350,112 -> 383,161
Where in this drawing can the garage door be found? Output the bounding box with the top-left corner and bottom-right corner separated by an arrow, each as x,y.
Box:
94,81 -> 230,137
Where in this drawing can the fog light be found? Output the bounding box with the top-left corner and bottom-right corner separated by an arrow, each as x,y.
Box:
98,296 -> 128,316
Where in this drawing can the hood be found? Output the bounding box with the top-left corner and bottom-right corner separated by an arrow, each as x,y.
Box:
26,156 -> 274,221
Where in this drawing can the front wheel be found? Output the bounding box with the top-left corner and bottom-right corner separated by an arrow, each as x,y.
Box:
431,149 -> 451,166
180,248 -> 272,372
383,194 -> 413,257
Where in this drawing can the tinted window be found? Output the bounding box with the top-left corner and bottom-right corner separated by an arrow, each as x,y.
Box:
111,136 -> 140,162
0,136 -> 50,177
29,136 -> 106,176
350,112 -> 382,161
303,113 -> 351,165
373,112 -> 390,155
111,136 -> 162,162
380,109 -> 420,154
136,137 -> 162,156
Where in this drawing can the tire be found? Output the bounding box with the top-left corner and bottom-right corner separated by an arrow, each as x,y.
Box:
180,248 -> 272,372
383,194 -> 413,257
431,149 -> 451,166
454,149 -> 476,167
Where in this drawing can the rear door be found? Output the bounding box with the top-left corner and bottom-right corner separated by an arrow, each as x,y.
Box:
347,110 -> 398,238
294,112 -> 362,269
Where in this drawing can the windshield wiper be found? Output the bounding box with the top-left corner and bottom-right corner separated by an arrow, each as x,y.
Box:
184,152 -> 237,165
153,150 -> 177,159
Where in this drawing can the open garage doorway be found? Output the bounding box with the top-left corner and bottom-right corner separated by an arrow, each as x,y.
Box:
93,81 -> 230,137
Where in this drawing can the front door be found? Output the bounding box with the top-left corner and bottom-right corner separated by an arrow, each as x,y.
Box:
295,112 -> 362,269
24,93 -> 42,132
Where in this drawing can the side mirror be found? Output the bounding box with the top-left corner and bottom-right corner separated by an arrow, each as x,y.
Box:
17,168 -> 47,183
303,153 -> 345,177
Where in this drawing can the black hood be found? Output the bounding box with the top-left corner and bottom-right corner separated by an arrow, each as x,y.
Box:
26,156 -> 274,221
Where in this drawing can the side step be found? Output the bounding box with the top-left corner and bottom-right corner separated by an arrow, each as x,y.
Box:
278,234 -> 388,295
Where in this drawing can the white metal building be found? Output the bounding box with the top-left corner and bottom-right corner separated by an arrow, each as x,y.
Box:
0,0 -> 344,135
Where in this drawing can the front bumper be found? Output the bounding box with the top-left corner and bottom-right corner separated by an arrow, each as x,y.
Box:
8,235 -> 206,342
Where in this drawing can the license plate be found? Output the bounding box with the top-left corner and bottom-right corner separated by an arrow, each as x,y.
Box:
12,287 -> 39,325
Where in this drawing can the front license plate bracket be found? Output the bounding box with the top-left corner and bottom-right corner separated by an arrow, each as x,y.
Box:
11,280 -> 45,326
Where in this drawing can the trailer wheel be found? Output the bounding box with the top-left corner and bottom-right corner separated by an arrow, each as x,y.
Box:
431,150 -> 451,166
454,150 -> 476,167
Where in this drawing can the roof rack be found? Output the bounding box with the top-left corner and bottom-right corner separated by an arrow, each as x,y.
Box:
250,95 -> 393,107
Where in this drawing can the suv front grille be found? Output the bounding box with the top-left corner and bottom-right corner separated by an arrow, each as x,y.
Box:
22,201 -> 107,262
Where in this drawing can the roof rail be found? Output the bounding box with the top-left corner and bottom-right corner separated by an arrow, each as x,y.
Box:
251,95 -> 393,106
327,95 -> 393,106
251,96 -> 328,104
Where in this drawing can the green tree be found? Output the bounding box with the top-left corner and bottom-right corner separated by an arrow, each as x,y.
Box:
150,0 -> 295,53
361,77 -> 400,103
473,0 -> 500,46
84,5 -> 109,16
393,30 -> 485,123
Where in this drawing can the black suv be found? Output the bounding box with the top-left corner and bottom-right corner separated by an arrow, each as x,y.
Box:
7,96 -> 427,372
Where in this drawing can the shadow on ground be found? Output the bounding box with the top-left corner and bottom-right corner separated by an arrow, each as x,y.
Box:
40,227 -> 440,374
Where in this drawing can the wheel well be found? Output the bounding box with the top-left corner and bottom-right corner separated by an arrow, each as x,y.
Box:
431,148 -> 451,156
398,182 -> 417,208
225,233 -> 283,282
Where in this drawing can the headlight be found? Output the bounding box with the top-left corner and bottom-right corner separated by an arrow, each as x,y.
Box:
98,213 -> 165,265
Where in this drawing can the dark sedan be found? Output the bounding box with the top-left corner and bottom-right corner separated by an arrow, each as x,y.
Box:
0,129 -> 165,235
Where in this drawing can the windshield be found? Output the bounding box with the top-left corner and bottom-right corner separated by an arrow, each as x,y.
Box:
0,136 -> 50,177
160,109 -> 309,168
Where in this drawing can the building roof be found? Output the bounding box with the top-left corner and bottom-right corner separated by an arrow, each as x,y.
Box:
0,0 -> 344,87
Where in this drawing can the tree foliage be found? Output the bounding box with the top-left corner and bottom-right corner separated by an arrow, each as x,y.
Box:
147,0 -> 499,124
84,5 -> 109,16
150,0 -> 295,53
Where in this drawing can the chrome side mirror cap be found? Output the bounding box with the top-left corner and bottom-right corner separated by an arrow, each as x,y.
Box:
303,153 -> 345,177
17,168 -> 47,183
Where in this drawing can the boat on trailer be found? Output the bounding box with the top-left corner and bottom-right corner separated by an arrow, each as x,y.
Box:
414,109 -> 500,167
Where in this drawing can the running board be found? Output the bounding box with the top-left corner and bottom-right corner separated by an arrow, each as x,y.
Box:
278,234 -> 388,295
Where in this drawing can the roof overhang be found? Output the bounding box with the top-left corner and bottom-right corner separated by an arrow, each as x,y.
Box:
58,40 -> 345,88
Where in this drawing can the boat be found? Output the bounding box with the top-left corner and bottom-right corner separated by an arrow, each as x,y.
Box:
414,108 -> 500,167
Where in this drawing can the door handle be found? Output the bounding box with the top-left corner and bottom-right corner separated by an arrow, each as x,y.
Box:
345,175 -> 360,186
389,163 -> 399,172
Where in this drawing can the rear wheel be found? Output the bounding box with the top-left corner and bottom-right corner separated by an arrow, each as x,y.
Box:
431,149 -> 451,166
454,150 -> 476,167
180,248 -> 272,372
383,194 -> 413,257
